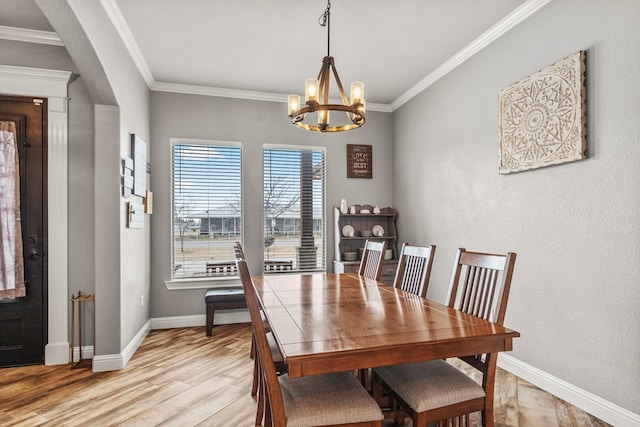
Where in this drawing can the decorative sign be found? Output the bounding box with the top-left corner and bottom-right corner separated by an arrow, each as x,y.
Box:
131,134 -> 147,196
347,144 -> 372,179
498,51 -> 586,174
122,157 -> 133,197
144,190 -> 153,214
128,202 -> 145,228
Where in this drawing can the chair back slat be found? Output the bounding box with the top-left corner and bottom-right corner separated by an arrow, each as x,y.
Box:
393,243 -> 436,298
358,240 -> 387,280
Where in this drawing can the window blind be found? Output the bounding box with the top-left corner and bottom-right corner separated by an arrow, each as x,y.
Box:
263,146 -> 326,273
171,141 -> 242,279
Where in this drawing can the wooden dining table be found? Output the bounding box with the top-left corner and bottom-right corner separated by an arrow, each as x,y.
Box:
252,272 -> 520,379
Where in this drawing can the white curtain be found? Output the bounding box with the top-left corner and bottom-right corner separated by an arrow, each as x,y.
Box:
0,121 -> 25,300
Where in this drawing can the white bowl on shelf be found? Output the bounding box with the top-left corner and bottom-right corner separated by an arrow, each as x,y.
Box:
343,251 -> 358,261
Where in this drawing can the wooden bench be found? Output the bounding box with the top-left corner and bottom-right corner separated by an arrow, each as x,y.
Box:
264,260 -> 293,272
205,260 -> 237,276
205,287 -> 247,336
205,259 -> 293,336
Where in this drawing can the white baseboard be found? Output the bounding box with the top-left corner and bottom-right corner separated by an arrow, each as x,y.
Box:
498,354 -> 640,427
150,310 -> 250,330
45,341 -> 70,365
91,352 -> 123,372
92,319 -> 151,372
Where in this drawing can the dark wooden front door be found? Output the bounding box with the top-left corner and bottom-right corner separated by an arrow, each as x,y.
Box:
0,95 -> 47,367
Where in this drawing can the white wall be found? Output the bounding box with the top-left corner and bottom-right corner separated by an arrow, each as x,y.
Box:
392,0 -> 640,416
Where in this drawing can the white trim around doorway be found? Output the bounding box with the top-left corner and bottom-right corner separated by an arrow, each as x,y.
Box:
0,65 -> 72,365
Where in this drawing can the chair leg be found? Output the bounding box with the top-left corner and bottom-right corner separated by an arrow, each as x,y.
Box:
250,330 -> 256,359
357,368 -> 371,391
255,359 -> 265,426
264,381 -> 272,427
251,353 -> 260,397
205,303 -> 215,336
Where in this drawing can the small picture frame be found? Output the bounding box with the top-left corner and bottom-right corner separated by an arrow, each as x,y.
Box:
347,144 -> 372,179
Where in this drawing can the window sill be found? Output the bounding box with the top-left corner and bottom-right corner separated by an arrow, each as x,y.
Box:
164,276 -> 241,290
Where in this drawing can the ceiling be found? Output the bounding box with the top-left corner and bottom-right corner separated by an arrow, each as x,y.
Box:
1,0 -> 534,108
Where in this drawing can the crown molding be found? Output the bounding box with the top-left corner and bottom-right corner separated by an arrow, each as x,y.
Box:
391,0 -> 554,111
151,81 -> 392,112
0,25 -> 63,46
99,0 -> 154,86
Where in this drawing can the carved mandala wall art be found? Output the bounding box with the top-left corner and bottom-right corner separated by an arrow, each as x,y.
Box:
498,51 -> 586,174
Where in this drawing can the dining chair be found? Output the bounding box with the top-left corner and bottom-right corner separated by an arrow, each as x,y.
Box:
233,243 -> 286,427
393,243 -> 436,298
238,259 -> 384,427
372,248 -> 517,427
358,240 -> 387,280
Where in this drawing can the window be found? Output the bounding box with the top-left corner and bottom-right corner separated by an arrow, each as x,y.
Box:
171,140 -> 242,279
263,146 -> 326,273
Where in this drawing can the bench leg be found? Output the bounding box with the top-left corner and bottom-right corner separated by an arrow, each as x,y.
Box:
206,303 -> 215,336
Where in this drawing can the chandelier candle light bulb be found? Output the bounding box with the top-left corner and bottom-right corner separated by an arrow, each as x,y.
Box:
318,109 -> 329,126
287,95 -> 300,116
350,81 -> 364,106
305,79 -> 319,104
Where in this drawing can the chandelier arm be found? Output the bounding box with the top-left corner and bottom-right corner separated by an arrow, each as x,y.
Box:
316,57 -> 331,105
329,62 -> 350,106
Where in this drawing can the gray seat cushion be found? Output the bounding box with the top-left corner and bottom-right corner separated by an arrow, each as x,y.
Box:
205,287 -> 245,303
374,360 -> 485,412
279,372 -> 383,426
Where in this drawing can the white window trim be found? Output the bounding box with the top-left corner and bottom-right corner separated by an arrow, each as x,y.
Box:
164,276 -> 241,290
168,138 -> 243,287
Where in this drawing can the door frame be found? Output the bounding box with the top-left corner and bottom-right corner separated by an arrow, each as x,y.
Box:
0,65 -> 72,365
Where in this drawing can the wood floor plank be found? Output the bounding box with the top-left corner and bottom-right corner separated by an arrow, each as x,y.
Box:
518,380 -> 560,427
158,383 -> 247,426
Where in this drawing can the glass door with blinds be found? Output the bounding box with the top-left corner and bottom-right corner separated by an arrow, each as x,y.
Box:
171,140 -> 242,279
263,146 -> 326,273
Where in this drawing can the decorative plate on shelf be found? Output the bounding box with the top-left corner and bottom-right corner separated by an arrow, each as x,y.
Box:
372,225 -> 385,237
342,225 -> 355,237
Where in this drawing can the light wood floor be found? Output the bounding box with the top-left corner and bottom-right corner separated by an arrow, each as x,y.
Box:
0,324 -> 610,427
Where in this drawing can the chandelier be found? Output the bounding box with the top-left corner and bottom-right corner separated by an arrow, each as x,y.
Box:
287,0 -> 365,132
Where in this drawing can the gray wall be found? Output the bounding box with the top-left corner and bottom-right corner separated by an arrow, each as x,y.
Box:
392,0 -> 640,415
149,91 -> 393,317
36,0 -> 151,355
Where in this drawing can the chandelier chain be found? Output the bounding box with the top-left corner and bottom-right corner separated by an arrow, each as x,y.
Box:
318,0 -> 331,57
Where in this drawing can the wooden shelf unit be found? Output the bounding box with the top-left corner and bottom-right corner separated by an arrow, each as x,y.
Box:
333,205 -> 398,285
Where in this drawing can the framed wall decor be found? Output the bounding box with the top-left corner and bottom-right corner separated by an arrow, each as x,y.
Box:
347,144 -> 372,179
131,133 -> 147,195
498,51 -> 586,174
